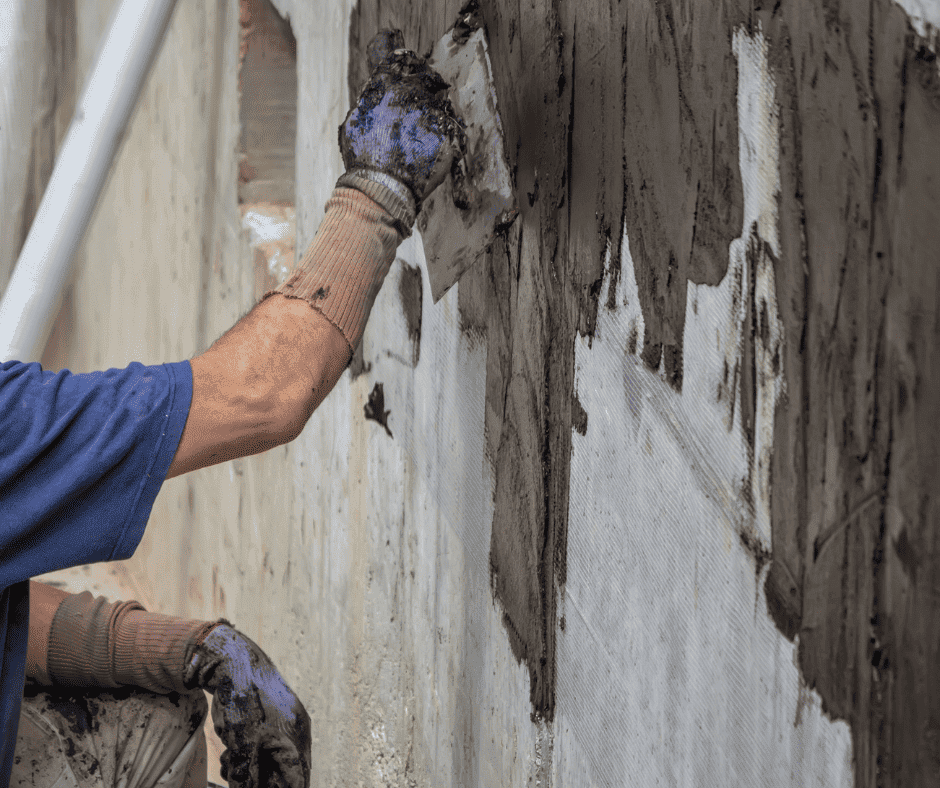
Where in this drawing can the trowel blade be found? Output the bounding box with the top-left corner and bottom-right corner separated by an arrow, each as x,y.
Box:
419,27 -> 516,304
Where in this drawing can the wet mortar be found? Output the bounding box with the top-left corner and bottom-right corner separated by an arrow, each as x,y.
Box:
348,1 -> 940,783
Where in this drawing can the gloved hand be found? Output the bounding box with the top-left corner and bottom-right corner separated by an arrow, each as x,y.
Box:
185,623 -> 312,788
338,29 -> 467,225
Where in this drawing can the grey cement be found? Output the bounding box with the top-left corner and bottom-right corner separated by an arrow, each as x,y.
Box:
350,0 -> 940,782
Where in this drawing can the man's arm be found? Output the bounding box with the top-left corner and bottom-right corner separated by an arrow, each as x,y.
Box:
166,294 -> 351,479
166,179 -> 403,480
25,301 -> 348,677
165,29 -> 464,482
22,32 -> 463,788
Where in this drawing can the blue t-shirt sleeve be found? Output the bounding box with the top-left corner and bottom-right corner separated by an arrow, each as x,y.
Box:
0,359 -> 193,588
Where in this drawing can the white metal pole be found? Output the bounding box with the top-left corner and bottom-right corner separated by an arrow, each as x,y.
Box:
0,0 -> 181,363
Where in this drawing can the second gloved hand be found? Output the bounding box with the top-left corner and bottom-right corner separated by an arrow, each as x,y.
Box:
185,623 -> 311,788
339,29 -> 467,213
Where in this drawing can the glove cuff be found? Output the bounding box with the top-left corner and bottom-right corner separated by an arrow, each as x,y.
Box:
337,168 -> 416,236
47,591 -> 142,689
113,611 -> 219,694
26,582 -> 70,686
46,590 -> 218,695
261,187 -> 401,353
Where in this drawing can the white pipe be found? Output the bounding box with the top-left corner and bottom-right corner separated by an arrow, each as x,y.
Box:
0,0 -> 181,363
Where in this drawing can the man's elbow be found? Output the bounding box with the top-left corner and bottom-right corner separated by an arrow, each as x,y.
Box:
239,305 -> 350,447
264,380 -> 320,445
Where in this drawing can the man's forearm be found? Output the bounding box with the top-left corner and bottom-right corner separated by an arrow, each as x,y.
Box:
27,581 -> 216,693
166,296 -> 350,479
167,188 -> 400,479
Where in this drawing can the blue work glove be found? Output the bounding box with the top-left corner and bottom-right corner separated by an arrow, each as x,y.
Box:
184,623 -> 311,788
338,29 -> 467,229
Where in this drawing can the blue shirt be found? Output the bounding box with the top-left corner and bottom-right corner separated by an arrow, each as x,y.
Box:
0,359 -> 193,785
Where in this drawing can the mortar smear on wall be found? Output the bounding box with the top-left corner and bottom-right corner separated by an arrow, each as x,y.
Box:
684,22 -> 785,548
556,20 -> 850,787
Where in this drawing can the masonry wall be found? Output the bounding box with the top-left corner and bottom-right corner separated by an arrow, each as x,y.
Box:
4,0 -> 939,785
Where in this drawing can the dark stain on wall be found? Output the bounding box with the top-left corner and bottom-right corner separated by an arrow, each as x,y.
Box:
622,3 -> 744,391
349,0 -> 940,780
572,393 -> 588,437
398,259 -> 423,366
347,342 -> 372,378
364,381 -> 393,438
473,0 -> 747,720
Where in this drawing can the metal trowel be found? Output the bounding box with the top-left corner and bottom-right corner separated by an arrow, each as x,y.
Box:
418,4 -> 517,303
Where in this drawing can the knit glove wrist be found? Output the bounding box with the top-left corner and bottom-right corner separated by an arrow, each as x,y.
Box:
335,168 -> 416,237
45,590 -> 214,695
185,623 -> 312,788
262,187 -> 400,354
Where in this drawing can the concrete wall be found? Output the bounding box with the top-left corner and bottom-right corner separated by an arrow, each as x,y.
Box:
0,0 -> 40,291
0,0 -> 77,301
4,0 -> 939,785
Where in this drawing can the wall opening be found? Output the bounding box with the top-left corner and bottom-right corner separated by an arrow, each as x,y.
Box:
238,0 -> 297,299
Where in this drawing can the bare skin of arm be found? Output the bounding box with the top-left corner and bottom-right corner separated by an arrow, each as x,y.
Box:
26,293 -> 351,681
166,293 -> 352,479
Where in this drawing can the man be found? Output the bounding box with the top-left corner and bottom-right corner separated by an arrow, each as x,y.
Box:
0,30 -> 465,788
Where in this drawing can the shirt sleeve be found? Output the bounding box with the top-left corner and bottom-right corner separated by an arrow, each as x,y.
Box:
0,359 -> 193,590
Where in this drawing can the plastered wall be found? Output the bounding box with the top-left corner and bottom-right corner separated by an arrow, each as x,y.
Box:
4,0 -> 939,785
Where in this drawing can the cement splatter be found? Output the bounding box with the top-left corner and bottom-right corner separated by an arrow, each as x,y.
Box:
364,381 -> 393,438
759,2 -> 940,784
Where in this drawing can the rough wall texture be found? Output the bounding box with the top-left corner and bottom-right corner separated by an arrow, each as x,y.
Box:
348,0 -> 940,782
6,0 -> 937,784
762,4 -> 940,784
347,0 -> 749,722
